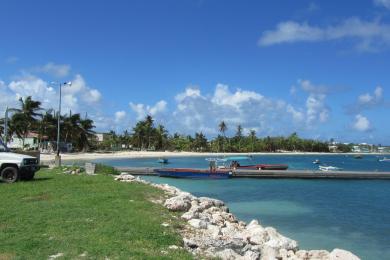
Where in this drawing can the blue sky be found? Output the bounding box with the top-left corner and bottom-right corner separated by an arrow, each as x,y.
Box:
0,0 -> 389,144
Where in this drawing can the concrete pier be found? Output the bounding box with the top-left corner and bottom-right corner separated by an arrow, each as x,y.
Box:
115,167 -> 390,180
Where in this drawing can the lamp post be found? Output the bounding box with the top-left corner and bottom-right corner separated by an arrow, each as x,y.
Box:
55,81 -> 72,167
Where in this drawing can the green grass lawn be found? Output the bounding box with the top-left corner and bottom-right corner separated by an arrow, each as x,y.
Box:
0,169 -> 193,260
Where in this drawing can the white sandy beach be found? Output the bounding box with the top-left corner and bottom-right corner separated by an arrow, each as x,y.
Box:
40,150 -> 388,163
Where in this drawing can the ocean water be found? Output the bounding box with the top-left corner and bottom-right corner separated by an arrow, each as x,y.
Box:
92,154 -> 390,172
87,155 -> 390,259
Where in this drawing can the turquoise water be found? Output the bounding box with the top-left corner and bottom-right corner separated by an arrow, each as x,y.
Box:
86,155 -> 390,259
92,154 -> 390,172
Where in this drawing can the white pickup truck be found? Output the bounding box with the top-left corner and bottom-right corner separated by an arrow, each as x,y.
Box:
0,139 -> 40,183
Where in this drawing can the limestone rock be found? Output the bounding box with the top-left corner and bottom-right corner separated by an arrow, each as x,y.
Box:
215,249 -> 242,260
188,219 -> 208,229
330,249 -> 360,260
164,194 -> 192,211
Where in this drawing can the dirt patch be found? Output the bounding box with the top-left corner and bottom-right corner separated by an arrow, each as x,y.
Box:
22,193 -> 51,202
0,253 -> 16,260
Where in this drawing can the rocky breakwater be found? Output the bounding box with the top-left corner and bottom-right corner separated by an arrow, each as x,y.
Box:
115,173 -> 360,260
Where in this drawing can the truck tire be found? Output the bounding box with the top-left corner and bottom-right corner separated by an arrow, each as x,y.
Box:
1,166 -> 20,183
21,171 -> 35,181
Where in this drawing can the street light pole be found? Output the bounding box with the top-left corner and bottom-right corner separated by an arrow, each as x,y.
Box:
55,81 -> 71,167
56,84 -> 62,157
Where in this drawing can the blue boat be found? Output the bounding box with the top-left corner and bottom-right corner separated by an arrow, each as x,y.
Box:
154,168 -> 232,179
157,158 -> 169,164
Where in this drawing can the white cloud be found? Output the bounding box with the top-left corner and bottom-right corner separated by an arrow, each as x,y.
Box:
374,0 -> 390,9
298,80 -> 330,125
35,62 -> 71,77
170,83 -> 311,136
175,87 -> 202,102
353,114 -> 371,132
350,86 -> 384,112
0,73 -> 102,117
259,18 -> 390,52
114,111 -> 126,123
129,100 -> 167,120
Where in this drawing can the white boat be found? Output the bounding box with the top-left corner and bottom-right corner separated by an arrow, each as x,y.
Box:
319,165 -> 342,172
379,157 -> 390,162
313,159 -> 321,164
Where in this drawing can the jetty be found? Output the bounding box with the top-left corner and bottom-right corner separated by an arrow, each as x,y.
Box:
115,167 -> 390,180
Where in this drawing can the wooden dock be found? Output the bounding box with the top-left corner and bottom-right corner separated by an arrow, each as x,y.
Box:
115,167 -> 390,180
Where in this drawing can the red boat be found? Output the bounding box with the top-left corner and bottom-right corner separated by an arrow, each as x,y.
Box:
237,164 -> 288,170
223,156 -> 289,170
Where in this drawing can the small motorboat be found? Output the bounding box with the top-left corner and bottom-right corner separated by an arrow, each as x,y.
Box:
157,158 -> 169,164
313,159 -> 321,164
319,165 -> 342,172
222,156 -> 288,171
379,157 -> 390,162
354,154 -> 363,159
155,158 -> 232,179
154,168 -> 232,179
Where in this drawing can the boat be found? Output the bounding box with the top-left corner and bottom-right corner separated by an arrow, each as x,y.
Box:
379,157 -> 390,162
155,158 -> 232,179
157,158 -> 169,164
313,159 -> 321,164
222,156 -> 288,170
354,154 -> 363,159
319,165 -> 342,172
154,168 -> 232,179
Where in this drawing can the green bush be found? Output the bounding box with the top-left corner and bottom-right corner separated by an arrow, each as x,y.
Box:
95,163 -> 120,175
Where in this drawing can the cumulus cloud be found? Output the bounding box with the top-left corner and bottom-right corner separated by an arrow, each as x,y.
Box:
129,100 -> 167,120
352,114 -> 372,132
114,111 -> 126,123
0,73 -> 102,117
297,80 -> 330,125
35,62 -> 71,77
258,18 -> 390,52
347,86 -> 384,113
170,83 -> 320,136
374,0 -> 390,9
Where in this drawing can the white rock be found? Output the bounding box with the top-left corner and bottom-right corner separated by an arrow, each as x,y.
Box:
48,253 -> 64,259
164,194 -> 192,211
243,250 -> 260,260
207,224 -> 222,238
181,211 -> 199,220
215,249 -> 242,260
307,250 -> 330,259
243,222 -> 268,245
168,245 -> 180,250
330,249 -> 360,260
260,245 -> 278,260
188,219 -> 208,229
264,227 -> 298,251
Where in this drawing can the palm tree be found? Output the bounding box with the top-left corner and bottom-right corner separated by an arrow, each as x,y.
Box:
154,124 -> 168,150
235,124 -> 243,152
218,120 -> 227,152
77,117 -> 95,152
249,129 -> 256,152
11,96 -> 42,148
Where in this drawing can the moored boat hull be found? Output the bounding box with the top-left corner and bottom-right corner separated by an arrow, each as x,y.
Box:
237,164 -> 288,170
155,168 -> 232,179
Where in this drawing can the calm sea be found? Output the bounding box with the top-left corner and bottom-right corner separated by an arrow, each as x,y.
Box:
87,154 -> 390,259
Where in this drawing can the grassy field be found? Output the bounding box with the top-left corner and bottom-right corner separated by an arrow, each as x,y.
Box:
0,168 -> 193,260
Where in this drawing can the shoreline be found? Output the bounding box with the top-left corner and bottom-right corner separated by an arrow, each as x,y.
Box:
115,173 -> 360,260
40,150 -> 390,163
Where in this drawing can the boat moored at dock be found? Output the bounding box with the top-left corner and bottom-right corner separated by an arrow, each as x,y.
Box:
154,168 -> 232,179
